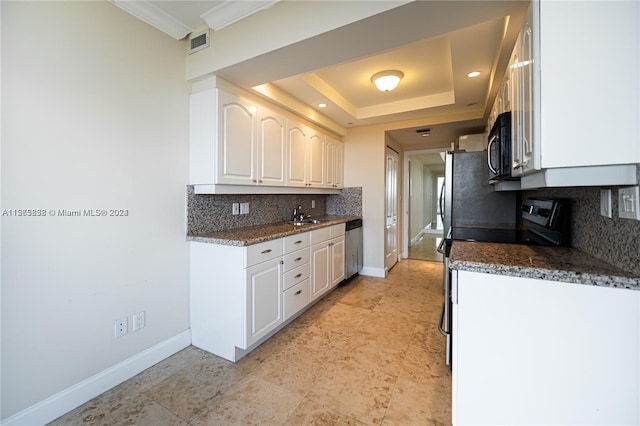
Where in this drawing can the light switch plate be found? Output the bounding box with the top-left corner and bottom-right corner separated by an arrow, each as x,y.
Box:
240,202 -> 249,214
618,186 -> 640,220
600,189 -> 612,218
232,203 -> 240,215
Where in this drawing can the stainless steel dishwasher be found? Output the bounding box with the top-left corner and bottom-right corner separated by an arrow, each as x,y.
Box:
344,219 -> 363,281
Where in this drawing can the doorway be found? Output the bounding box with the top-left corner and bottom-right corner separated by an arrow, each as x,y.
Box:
404,149 -> 446,262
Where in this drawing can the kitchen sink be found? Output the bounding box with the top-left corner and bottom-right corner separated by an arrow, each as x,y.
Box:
289,218 -> 328,226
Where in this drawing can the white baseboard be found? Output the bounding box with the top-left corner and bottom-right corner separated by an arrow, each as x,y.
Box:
2,330 -> 192,426
359,266 -> 386,278
410,231 -> 424,246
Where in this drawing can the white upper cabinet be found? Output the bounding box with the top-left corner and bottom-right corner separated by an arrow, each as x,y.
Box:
325,137 -> 344,189
216,90 -> 257,185
307,130 -> 326,188
257,107 -> 286,186
286,120 -> 307,187
508,0 -> 639,188
189,79 -> 344,194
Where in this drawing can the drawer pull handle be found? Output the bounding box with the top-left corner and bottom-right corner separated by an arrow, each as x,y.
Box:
294,240 -> 302,244
261,249 -> 272,254
294,257 -> 302,262
294,273 -> 302,278
294,290 -> 302,295
280,260 -> 284,265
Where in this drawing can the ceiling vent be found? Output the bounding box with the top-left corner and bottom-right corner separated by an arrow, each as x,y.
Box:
189,30 -> 209,55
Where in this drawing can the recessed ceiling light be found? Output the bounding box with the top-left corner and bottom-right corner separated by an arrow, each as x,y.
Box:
318,103 -> 327,108
467,71 -> 481,78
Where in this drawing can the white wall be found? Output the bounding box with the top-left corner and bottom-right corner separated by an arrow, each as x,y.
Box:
343,126 -> 385,275
409,159 -> 425,242
1,1 -> 190,420
423,166 -> 435,228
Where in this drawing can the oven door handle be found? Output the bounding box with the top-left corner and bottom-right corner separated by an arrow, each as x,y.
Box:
487,134 -> 499,176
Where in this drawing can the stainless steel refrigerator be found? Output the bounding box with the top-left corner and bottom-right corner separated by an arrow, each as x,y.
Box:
438,150 -> 519,367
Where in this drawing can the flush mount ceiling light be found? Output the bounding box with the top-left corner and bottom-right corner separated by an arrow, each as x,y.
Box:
318,103 -> 327,108
371,70 -> 404,92
467,71 -> 481,78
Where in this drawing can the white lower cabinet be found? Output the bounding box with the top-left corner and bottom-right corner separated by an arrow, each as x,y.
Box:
452,270 -> 640,425
310,224 -> 345,301
283,279 -> 310,321
245,258 -> 283,348
190,225 -> 346,362
310,241 -> 331,301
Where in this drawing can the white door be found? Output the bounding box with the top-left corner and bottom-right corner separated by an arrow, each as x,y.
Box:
385,147 -> 399,272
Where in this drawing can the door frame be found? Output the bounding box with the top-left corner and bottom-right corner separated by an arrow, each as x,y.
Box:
402,148 -> 447,259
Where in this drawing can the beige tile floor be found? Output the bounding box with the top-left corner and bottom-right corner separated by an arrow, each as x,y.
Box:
50,259 -> 450,425
408,234 -> 444,263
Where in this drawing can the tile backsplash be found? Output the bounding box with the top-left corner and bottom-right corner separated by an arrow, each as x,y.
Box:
524,166 -> 640,275
187,186 -> 362,235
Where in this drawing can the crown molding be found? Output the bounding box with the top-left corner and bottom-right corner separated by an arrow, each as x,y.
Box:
111,0 -> 193,40
201,0 -> 279,31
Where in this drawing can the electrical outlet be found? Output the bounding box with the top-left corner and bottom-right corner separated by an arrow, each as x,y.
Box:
240,202 -> 249,214
600,189 -> 612,218
619,186 -> 640,220
311,200 -> 315,209
133,311 -> 145,331
114,317 -> 128,338
232,203 -> 240,215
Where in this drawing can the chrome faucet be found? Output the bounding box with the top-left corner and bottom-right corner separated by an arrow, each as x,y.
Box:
292,205 -> 304,221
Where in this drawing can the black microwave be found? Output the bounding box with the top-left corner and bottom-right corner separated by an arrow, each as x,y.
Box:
487,111 -> 513,180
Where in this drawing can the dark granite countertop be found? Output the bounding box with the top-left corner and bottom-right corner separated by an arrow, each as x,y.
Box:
449,241 -> 640,290
187,215 -> 361,247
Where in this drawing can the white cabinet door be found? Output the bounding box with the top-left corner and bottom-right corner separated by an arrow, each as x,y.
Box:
330,235 -> 345,287
537,0 -> 639,169
325,137 -> 335,189
310,241 -> 330,301
509,34 -> 523,178
520,10 -> 534,174
245,258 -> 283,348
257,107 -> 286,186
325,138 -> 344,189
334,141 -> 344,189
217,90 -> 256,185
307,130 -> 325,188
286,121 -> 307,187
453,270 -> 640,426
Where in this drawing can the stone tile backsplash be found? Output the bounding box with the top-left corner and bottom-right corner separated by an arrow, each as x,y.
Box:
187,186 -> 362,235
524,165 -> 640,275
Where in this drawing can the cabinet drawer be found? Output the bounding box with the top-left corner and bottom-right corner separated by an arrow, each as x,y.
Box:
310,227 -> 330,245
283,262 -> 310,291
283,279 -> 311,321
245,239 -> 283,267
283,232 -> 310,253
330,223 -> 345,238
283,247 -> 310,273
